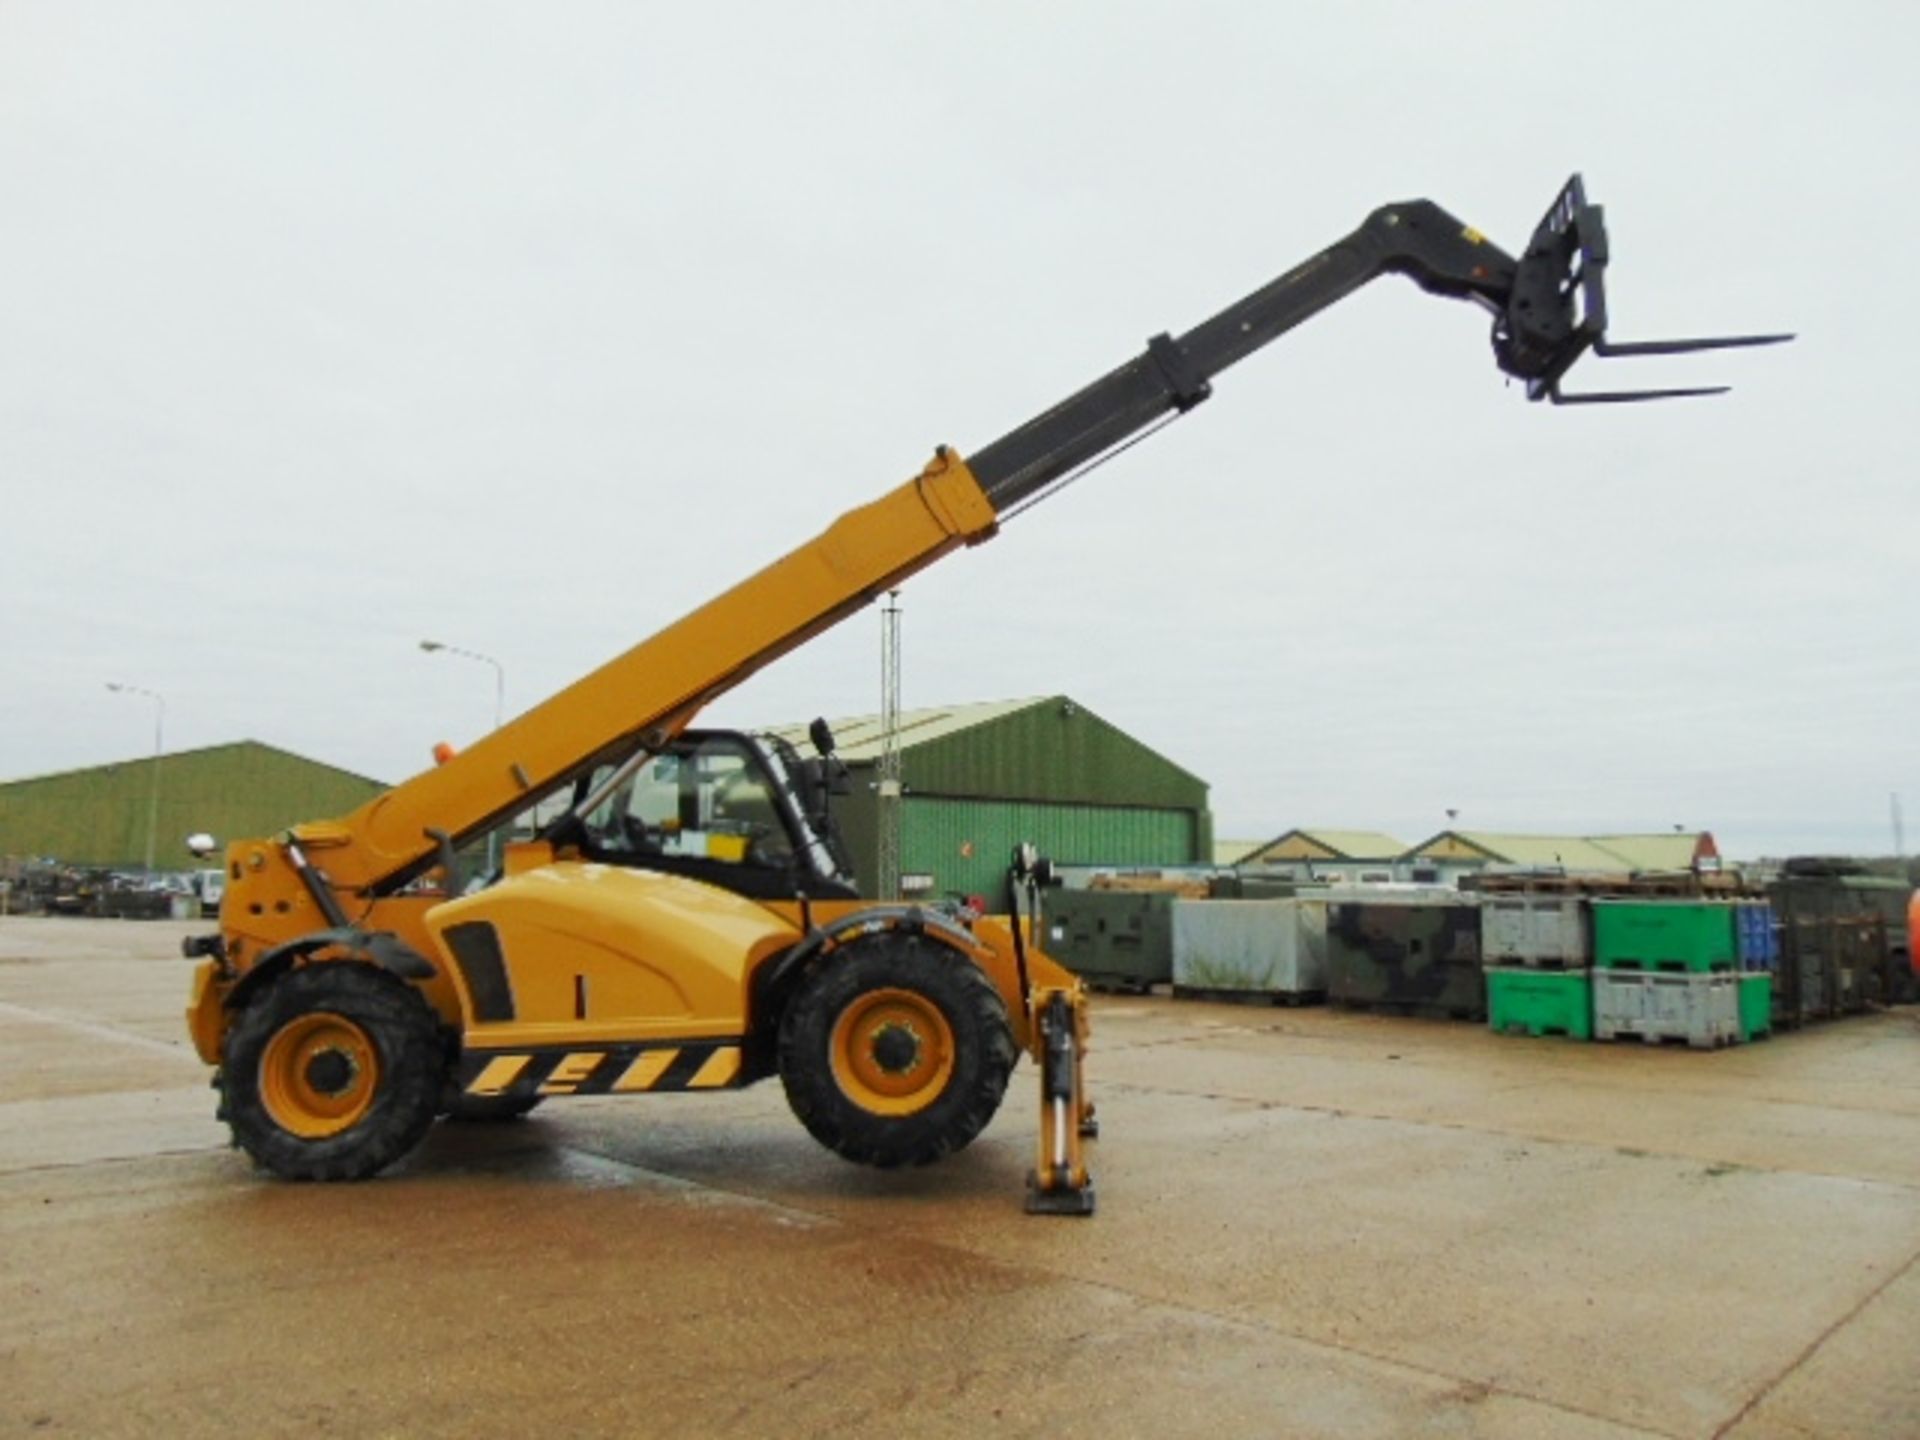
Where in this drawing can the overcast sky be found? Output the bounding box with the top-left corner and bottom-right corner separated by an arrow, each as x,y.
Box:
2,3 -> 1913,859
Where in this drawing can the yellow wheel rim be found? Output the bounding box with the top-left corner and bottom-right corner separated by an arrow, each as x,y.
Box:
259,1011 -> 381,1139
829,987 -> 955,1117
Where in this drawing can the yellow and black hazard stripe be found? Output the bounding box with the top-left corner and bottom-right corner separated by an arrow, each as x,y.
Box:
459,1040 -> 748,1099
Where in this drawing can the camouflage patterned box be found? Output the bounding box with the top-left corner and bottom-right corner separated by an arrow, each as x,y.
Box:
1326,899 -> 1485,1019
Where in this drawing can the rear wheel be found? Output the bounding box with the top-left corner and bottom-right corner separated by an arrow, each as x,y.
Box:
223,963 -> 443,1180
778,933 -> 1015,1168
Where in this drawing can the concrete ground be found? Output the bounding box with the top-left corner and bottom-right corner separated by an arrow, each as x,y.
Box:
2,917 -> 1916,1439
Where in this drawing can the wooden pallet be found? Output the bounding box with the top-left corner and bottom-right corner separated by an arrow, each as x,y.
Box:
1482,954 -> 1590,971
1491,1020 -> 1587,1039
1467,871 -> 1755,899
1594,1028 -> 1737,1051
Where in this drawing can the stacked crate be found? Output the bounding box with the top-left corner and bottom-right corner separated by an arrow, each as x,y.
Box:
1590,901 -> 1740,1049
1482,895 -> 1592,1039
1732,900 -> 1776,1041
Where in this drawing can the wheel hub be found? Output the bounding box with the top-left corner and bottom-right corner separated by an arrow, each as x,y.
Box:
869,1022 -> 922,1075
828,986 -> 957,1117
304,1048 -> 358,1096
259,1009 -> 382,1139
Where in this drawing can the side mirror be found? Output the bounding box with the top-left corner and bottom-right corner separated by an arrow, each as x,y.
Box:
808,717 -> 836,757
185,833 -> 218,859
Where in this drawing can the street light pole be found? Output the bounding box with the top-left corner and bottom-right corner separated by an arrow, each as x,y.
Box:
418,640 -> 504,733
419,639 -> 507,873
106,682 -> 164,874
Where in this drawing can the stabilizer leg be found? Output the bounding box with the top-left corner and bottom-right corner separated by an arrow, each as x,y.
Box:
1025,986 -> 1095,1216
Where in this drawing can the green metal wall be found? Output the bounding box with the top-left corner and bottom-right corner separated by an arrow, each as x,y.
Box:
901,698 -> 1207,809
901,797 -> 1198,901
824,698 -> 1212,898
0,743 -> 386,870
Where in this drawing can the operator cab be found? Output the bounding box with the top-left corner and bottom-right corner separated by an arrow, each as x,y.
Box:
565,729 -> 857,901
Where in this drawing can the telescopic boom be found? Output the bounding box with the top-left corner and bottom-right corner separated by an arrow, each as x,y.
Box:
314,174 -> 1789,898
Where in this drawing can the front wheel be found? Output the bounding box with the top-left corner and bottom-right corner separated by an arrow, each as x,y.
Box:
222,963 -> 444,1181
778,933 -> 1016,1168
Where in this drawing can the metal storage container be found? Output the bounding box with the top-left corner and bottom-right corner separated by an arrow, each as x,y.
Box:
1480,896 -> 1588,968
1778,914 -> 1887,1021
1773,922 -> 1832,1027
1208,874 -> 1301,900
1770,870 -> 1916,1004
1171,899 -> 1327,1001
1040,888 -> 1175,992
1732,901 -> 1780,971
1326,898 -> 1485,1019
1592,970 -> 1739,1049
1830,915 -> 1885,1012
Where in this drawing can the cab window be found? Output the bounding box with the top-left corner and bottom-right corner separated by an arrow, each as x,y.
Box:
586,737 -> 794,870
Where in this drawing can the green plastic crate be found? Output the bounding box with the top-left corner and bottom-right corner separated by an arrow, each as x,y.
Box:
1739,972 -> 1773,1041
1592,901 -> 1736,973
1487,967 -> 1592,1040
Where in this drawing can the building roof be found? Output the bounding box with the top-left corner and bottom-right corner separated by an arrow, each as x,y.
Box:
1213,839 -> 1265,866
765,697 -> 1053,764
764,694 -> 1208,813
1244,828 -> 1409,863
2,740 -> 385,791
1404,830 -> 1716,871
1583,832 -> 1719,869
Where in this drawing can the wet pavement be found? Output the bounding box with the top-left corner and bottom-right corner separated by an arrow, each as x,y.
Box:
2,916 -> 1916,1438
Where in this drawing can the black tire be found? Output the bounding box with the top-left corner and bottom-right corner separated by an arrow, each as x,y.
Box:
777,933 -> 1016,1168
443,1093 -> 545,1123
222,963 -> 444,1181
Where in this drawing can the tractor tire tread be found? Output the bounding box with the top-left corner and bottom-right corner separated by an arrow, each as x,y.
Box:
778,934 -> 1016,1169
222,963 -> 443,1181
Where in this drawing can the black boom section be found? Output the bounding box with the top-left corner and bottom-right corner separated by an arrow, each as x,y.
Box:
967,199 -> 1510,514
966,176 -> 1789,510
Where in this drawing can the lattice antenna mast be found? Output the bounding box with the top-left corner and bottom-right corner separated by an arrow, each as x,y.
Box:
877,590 -> 904,900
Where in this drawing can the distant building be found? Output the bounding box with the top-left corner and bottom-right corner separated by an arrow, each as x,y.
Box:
1212,838 -> 1266,867
0,742 -> 387,871
1230,827 -> 1721,886
1398,830 -> 1720,885
1238,828 -> 1410,882
767,696 -> 1211,900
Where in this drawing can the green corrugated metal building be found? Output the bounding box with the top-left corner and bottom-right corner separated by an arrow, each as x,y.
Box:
769,696 -> 1211,900
0,742 -> 387,870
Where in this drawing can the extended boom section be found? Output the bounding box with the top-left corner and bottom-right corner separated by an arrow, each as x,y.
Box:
183,174 -> 1786,1216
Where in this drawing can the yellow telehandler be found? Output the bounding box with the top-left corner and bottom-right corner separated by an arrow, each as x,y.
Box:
181,176 -> 1785,1213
